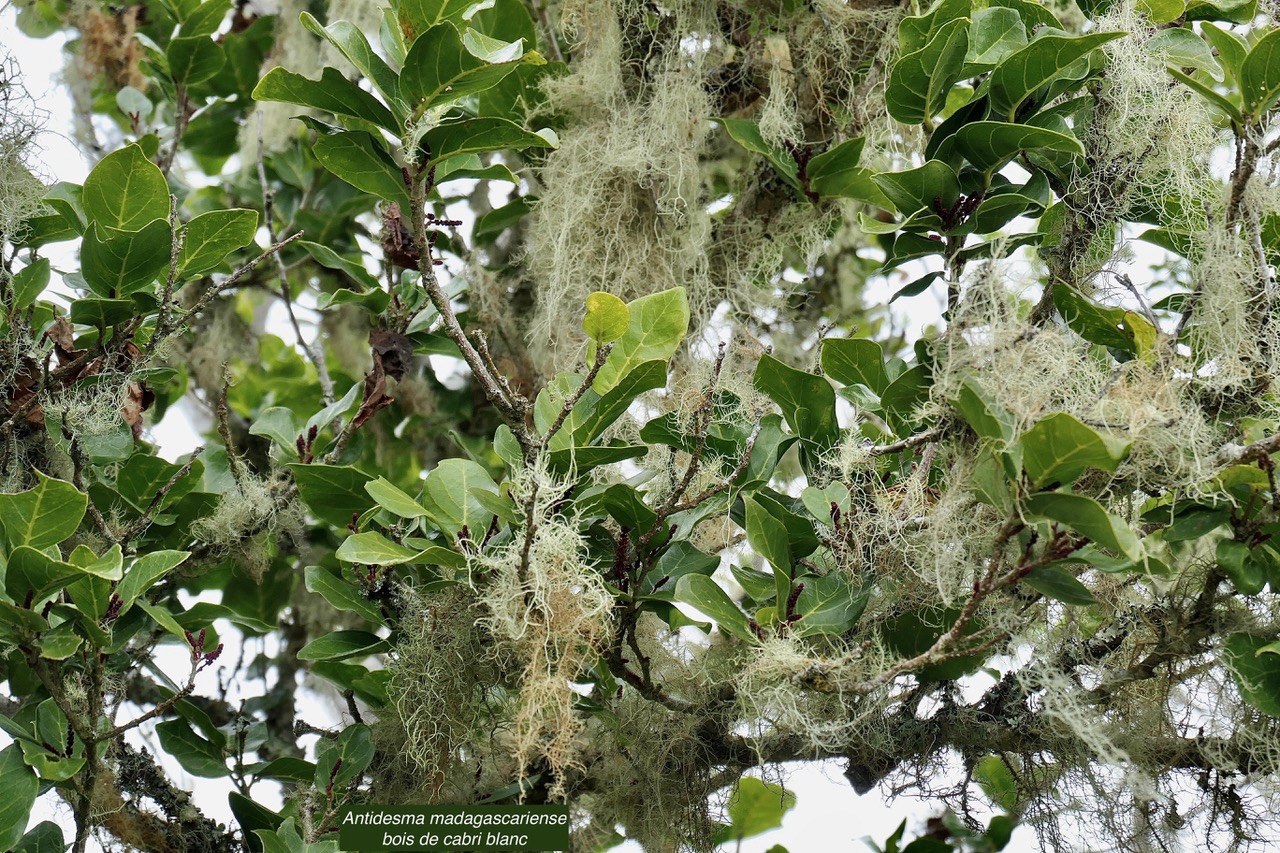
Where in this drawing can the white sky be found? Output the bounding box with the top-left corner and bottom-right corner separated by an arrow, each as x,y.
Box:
0,5 -> 1042,851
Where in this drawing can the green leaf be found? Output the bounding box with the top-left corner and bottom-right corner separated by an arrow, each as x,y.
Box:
473,194 -> 532,239
573,360 -> 668,446
81,219 -> 172,297
718,118 -> 800,188
419,117 -> 555,166
1023,492 -> 1141,560
67,569 -> 112,622
0,744 -> 38,850
167,35 -> 225,84
314,724 -> 374,789
1148,29 -> 1220,81
744,494 -> 793,609
534,372 -> 593,450
69,297 -> 136,328
1167,67 -> 1244,124
640,541 -> 720,597
883,606 -> 989,681
252,67 -> 399,133
365,477 -> 430,519
230,792 -> 284,853
747,491 -> 793,571
967,7 -> 1027,67
0,470 -> 87,549
807,138 -> 890,205
590,287 -> 690,393
251,757 -> 317,783
547,444 -> 647,473
792,573 -> 867,637
1218,539 -> 1265,595
987,32 -> 1124,119
583,291 -> 630,343
249,407 -> 302,453
1241,27 -> 1280,118
156,719 -> 228,778
10,258 -> 50,310
11,822 -> 63,853
313,132 -> 412,210
337,531 -> 429,565
953,377 -> 1016,443
898,0 -> 971,54
423,458 -> 497,536
886,17 -> 971,125
1022,564 -> 1097,605
400,23 -> 543,111
297,630 -> 390,661
873,160 -> 961,217
1185,0 -> 1257,22
397,0 -> 480,36
1021,413 -> 1130,488
81,143 -> 169,231
117,550 -> 189,612
974,755 -> 1018,812
1163,507 -> 1229,541
723,777 -> 796,840
1053,283 -> 1158,354
1223,633 -> 1280,716
822,338 -> 888,394
287,464 -> 374,528
299,241 -> 381,292
137,600 -> 190,640
305,565 -> 387,626
116,454 -> 199,512
1199,23 -> 1246,80
38,621 -> 82,659
6,547 -> 91,605
753,354 -> 839,454
177,209 -> 258,277
880,364 -> 932,435
307,383 -> 363,436
178,0 -> 231,37
300,12 -> 401,108
674,575 -> 755,642
951,121 -> 1083,172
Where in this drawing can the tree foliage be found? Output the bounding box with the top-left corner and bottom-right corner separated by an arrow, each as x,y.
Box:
4,0 -> 1280,850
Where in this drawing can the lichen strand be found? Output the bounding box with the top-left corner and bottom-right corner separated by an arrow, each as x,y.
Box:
189,469 -> 303,580
241,0 -> 383,156
571,693 -> 724,851
930,268 -> 1225,496
526,0 -> 714,372
0,60 -> 49,248
476,466 -> 615,798
525,0 -> 897,375
378,585 -> 515,802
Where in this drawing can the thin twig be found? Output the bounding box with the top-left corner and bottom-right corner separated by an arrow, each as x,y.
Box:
117,446 -> 205,550
534,0 -> 564,63
408,168 -> 535,458
158,195 -> 185,341
103,660 -> 200,741
161,232 -> 305,353
157,84 -> 189,177
868,427 -> 942,456
216,368 -> 252,495
257,113 -> 335,407
669,418 -> 764,513
540,342 -> 613,450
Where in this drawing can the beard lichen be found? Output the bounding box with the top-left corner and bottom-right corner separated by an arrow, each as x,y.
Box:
190,467 -> 303,581
379,584 -> 515,802
525,0 -> 715,372
474,464 -> 616,799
